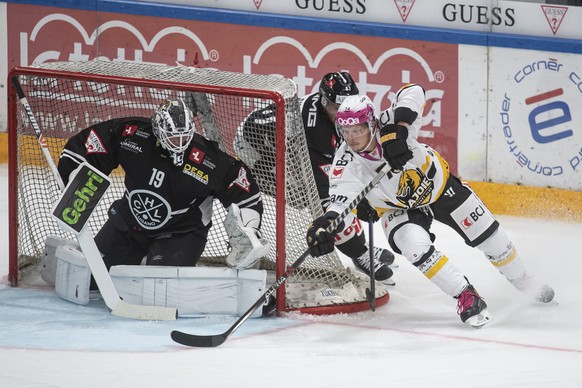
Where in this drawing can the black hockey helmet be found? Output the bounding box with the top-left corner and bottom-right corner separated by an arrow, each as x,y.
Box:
319,72 -> 359,106
152,98 -> 195,166
235,104 -> 277,161
243,104 -> 277,132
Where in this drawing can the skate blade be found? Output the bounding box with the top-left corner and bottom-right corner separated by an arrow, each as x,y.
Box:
465,309 -> 492,328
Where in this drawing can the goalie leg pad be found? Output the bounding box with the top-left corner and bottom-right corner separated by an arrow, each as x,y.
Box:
54,244 -> 91,305
224,203 -> 271,269
42,235 -> 81,285
110,265 -> 267,317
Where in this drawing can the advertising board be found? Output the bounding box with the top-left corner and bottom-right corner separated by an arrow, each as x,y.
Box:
6,3 -> 460,172
488,47 -> 582,190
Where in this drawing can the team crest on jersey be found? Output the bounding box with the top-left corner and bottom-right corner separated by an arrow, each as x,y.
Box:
128,190 -> 172,230
122,124 -> 138,137
189,147 -> 205,164
84,129 -> 107,154
396,167 -> 434,208
229,167 -> 251,192
331,166 -> 344,179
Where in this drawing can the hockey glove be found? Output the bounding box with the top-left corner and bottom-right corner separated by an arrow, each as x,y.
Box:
380,123 -> 413,171
224,204 -> 271,269
356,198 -> 379,223
306,213 -> 338,257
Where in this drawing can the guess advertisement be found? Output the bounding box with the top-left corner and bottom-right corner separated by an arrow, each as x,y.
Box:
7,3 -> 459,172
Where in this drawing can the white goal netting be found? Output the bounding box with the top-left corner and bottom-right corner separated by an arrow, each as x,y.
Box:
9,60 -> 388,313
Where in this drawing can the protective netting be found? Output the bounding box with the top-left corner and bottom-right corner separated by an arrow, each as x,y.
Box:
10,61 -> 387,312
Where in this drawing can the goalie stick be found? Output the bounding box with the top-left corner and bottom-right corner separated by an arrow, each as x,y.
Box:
171,162 -> 394,347
11,76 -> 177,321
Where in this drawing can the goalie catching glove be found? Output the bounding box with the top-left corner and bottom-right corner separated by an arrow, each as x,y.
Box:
380,123 -> 413,171
306,212 -> 342,257
224,203 -> 271,269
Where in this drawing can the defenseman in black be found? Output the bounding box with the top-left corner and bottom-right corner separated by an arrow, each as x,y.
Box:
235,72 -> 395,285
57,98 -> 270,276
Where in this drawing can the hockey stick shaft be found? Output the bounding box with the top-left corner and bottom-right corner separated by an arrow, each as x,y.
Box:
171,162 -> 393,347
365,212 -> 376,311
11,76 -> 177,321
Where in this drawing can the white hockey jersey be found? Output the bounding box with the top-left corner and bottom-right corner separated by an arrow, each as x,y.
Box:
327,84 -> 450,216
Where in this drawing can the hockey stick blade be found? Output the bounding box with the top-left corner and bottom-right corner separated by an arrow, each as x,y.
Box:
171,330 -> 228,348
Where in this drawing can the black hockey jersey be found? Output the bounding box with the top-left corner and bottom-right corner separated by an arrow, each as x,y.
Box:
299,93 -> 340,204
58,117 -> 263,236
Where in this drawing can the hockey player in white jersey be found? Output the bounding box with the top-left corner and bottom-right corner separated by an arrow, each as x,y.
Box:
234,72 -> 395,285
306,86 -> 554,327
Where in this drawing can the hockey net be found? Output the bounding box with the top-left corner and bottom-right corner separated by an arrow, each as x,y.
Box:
7,61 -> 389,314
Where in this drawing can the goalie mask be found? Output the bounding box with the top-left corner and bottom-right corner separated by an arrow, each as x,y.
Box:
152,99 -> 195,166
319,72 -> 359,109
335,95 -> 378,153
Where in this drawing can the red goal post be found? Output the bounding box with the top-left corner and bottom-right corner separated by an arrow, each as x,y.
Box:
7,61 -> 389,314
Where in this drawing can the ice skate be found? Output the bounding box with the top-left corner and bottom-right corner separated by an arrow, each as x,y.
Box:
509,273 -> 555,303
456,284 -> 491,328
352,247 -> 395,286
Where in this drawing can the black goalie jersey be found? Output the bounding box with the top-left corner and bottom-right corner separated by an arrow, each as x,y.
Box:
57,117 -> 263,236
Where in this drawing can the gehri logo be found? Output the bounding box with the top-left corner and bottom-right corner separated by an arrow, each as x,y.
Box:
128,190 -> 172,230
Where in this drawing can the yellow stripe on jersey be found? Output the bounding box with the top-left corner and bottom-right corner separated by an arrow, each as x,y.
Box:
490,247 -> 517,268
424,254 -> 449,279
431,149 -> 450,202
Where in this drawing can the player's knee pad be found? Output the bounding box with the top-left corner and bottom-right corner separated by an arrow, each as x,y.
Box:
477,227 -> 525,279
391,223 -> 433,263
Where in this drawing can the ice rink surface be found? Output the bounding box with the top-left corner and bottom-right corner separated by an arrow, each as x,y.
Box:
1,164 -> 581,388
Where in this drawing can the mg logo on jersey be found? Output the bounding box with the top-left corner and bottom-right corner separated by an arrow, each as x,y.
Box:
128,190 -> 172,230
